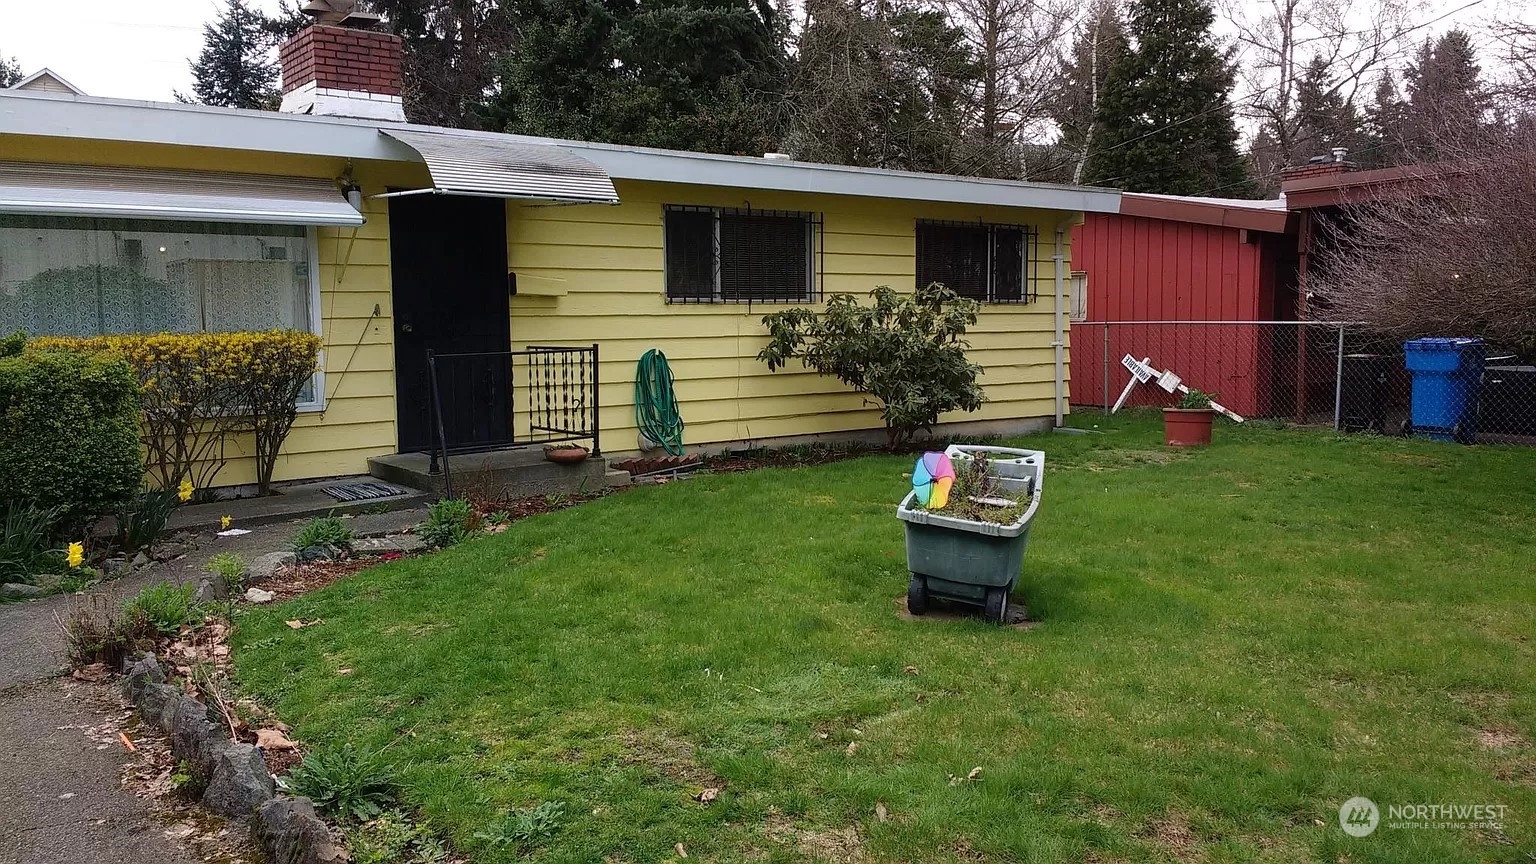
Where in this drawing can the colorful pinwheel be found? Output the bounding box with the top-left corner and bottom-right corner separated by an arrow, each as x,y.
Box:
911,452 -> 956,509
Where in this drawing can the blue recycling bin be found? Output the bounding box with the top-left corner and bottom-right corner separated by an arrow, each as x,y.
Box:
1404,338 -> 1484,443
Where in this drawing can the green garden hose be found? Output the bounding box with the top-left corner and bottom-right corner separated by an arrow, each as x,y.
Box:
635,349 -> 685,455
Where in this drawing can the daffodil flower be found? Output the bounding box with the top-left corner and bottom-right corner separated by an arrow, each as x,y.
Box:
178,480 -> 195,503
221,515 -> 233,530
67,542 -> 84,569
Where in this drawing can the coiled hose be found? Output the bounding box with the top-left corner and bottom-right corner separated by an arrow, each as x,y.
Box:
634,348 -> 685,455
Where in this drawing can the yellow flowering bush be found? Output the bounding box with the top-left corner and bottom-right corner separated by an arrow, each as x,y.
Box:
31,331 -> 322,496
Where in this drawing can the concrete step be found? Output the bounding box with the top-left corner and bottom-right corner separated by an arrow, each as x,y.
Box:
368,448 -> 629,499
166,478 -> 428,533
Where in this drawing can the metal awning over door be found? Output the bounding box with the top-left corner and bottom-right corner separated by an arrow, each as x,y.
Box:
380,129 -> 619,204
0,162 -> 364,225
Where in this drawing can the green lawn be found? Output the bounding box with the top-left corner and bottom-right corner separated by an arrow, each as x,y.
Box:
232,416 -> 1536,863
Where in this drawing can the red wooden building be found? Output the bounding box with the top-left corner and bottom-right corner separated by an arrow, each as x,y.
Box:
1069,192 -> 1298,417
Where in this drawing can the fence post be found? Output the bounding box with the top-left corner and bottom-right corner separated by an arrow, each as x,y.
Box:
590,342 -> 602,457
1102,323 -> 1111,416
1333,325 -> 1345,431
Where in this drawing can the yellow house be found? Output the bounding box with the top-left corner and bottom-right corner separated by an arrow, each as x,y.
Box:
0,23 -> 1118,492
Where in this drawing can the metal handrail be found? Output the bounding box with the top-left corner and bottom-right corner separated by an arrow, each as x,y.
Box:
424,343 -> 601,497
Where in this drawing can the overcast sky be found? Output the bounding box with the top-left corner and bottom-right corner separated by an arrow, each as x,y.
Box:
0,0 -> 1527,103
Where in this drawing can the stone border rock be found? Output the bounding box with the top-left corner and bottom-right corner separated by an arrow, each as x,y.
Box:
121,653 -> 345,864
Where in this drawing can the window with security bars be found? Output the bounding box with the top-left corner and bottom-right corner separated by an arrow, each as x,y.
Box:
664,206 -> 820,303
915,220 -> 1037,303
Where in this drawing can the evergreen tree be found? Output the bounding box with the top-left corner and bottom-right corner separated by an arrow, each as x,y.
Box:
1081,0 -> 1251,196
485,0 -> 788,154
784,0 -> 978,172
1050,0 -> 1128,184
483,0 -> 626,141
1400,30 -> 1488,161
366,0 -> 514,128
0,51 -> 21,88
1290,56 -> 1368,163
181,0 -> 281,109
1365,70 -> 1408,162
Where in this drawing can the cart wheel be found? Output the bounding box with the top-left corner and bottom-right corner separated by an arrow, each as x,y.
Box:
906,575 -> 929,616
984,587 -> 1009,625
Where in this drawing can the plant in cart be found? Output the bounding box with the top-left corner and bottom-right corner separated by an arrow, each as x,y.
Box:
898,446 -> 1044,624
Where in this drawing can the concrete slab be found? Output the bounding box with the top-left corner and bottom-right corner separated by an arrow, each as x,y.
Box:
346,509 -> 427,538
168,477 -> 428,533
368,448 -> 625,498
0,681 -> 206,864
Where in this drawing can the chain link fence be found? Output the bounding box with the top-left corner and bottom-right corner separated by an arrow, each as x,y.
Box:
1071,321 -> 1536,445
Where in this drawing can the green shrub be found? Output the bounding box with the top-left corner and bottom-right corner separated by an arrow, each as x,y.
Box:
759,284 -> 986,446
472,800 -> 566,852
419,498 -> 480,549
287,743 -> 398,821
0,502 -> 65,584
0,331 -> 24,358
122,583 -> 201,636
343,810 -> 450,864
115,489 -> 179,553
0,350 -> 141,529
205,552 -> 247,591
291,516 -> 354,555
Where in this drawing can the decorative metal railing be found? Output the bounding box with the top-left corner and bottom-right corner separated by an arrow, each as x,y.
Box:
424,344 -> 601,489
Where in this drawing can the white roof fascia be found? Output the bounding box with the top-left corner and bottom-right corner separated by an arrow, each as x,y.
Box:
0,90 -> 1122,214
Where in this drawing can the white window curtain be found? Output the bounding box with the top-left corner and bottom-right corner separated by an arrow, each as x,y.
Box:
0,215 -> 314,338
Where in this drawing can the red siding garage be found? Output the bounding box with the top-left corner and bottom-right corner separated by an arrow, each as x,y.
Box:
1070,194 -> 1297,418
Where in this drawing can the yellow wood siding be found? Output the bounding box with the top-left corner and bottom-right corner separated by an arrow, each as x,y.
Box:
509,180 -> 1074,454
4,134 -> 1077,481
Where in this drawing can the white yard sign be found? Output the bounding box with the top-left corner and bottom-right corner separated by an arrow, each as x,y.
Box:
1112,355 -> 1246,423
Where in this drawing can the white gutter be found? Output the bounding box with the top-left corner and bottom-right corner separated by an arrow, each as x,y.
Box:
1052,223 -> 1069,426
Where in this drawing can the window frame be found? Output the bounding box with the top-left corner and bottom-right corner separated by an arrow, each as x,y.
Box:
297,227 -> 325,413
662,205 -> 822,304
0,215 -> 326,412
914,219 -> 1038,304
1069,270 -> 1088,322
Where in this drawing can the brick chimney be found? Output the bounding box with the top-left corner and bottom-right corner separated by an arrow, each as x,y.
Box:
1281,147 -> 1357,183
278,24 -> 405,122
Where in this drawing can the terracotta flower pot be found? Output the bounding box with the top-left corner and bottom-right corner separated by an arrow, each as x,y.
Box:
545,446 -> 590,464
1163,408 -> 1215,447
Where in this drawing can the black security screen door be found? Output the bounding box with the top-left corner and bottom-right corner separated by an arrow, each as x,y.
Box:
388,194 -> 511,452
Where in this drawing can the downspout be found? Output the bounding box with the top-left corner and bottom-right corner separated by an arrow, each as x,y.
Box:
1052,222 -> 1069,427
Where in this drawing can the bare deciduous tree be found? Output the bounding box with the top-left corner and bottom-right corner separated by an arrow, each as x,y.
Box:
1312,133 -> 1536,352
933,0 -> 1076,178
1487,15 -> 1536,106
1224,0 -> 1421,176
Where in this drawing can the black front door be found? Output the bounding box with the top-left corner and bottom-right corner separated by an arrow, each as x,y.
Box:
389,195 -> 511,453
